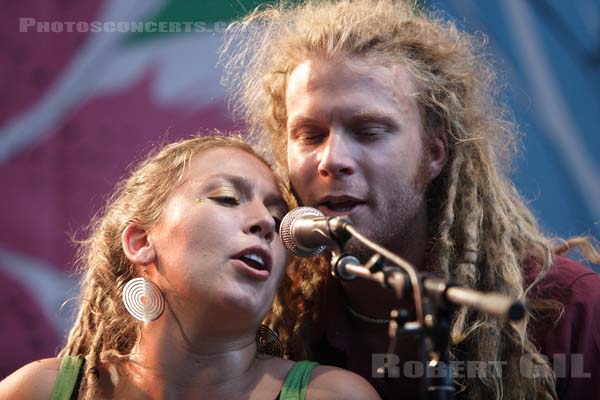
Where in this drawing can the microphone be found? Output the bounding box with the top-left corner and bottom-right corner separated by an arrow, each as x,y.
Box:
279,207 -> 352,257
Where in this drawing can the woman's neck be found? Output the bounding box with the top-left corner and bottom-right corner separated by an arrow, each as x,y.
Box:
115,318 -> 260,399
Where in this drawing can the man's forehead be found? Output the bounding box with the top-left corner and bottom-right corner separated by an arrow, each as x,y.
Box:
286,56 -> 420,125
288,55 -> 418,96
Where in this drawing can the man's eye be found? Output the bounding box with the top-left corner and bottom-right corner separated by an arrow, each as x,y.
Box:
356,127 -> 387,139
297,130 -> 326,144
210,196 -> 240,207
359,129 -> 377,136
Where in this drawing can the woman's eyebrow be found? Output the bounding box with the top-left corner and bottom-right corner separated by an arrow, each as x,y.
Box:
199,174 -> 252,192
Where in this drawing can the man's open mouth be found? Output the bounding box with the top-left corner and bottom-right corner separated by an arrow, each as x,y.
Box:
318,195 -> 366,213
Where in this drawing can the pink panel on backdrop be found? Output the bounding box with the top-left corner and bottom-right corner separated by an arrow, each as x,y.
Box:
0,0 -> 103,122
0,72 -> 232,272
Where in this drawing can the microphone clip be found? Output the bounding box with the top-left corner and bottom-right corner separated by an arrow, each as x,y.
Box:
325,216 -> 353,246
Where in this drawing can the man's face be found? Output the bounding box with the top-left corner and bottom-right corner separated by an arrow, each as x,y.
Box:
285,56 -> 445,260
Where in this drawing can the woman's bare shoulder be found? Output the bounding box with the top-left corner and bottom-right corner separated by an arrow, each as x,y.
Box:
307,365 -> 381,400
0,357 -> 62,400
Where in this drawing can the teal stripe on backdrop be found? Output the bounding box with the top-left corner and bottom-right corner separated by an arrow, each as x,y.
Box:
127,0 -> 274,43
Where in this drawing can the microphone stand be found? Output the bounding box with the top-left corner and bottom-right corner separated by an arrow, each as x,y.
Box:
320,217 -> 525,400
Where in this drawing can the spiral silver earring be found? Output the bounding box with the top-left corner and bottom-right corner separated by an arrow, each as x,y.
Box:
122,277 -> 164,322
256,324 -> 283,358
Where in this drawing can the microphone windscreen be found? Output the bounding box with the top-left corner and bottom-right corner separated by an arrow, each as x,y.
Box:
279,206 -> 326,257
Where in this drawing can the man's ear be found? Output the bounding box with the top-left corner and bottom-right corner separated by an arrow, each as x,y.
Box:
122,223 -> 156,267
427,130 -> 448,181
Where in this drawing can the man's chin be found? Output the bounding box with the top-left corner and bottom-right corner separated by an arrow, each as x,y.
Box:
342,236 -> 377,263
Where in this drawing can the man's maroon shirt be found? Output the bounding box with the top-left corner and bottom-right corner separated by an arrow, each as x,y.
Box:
309,255 -> 600,399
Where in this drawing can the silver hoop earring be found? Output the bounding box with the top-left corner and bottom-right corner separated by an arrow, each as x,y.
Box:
122,277 -> 164,322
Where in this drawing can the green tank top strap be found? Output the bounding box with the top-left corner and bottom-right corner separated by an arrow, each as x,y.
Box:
50,355 -> 85,400
279,360 -> 318,400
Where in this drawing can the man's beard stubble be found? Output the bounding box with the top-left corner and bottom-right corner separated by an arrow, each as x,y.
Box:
343,152 -> 431,266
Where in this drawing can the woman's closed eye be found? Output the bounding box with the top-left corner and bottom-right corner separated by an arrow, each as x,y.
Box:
209,195 -> 240,207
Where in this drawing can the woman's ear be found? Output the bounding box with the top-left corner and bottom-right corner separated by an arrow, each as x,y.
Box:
122,223 -> 156,266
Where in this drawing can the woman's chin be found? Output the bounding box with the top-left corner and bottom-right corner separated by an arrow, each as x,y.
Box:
212,293 -> 268,322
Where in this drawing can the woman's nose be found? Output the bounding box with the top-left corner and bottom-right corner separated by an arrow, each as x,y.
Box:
245,204 -> 275,243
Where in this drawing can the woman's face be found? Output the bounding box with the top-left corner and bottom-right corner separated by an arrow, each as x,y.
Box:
148,147 -> 289,329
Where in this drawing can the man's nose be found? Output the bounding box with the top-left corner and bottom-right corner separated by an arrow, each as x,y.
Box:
317,131 -> 357,178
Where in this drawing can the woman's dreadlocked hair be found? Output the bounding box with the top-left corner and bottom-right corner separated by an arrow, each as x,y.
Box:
59,133 -> 292,399
221,1 -> 600,399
